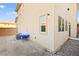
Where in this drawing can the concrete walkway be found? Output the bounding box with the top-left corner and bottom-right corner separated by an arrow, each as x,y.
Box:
54,39 -> 79,56
0,35 -> 53,56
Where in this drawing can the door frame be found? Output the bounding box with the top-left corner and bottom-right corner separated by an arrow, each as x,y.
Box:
69,24 -> 71,36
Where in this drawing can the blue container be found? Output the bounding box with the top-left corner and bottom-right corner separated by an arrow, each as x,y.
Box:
19,34 -> 30,39
16,33 -> 30,39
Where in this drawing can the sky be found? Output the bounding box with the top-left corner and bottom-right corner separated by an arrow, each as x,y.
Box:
0,3 -> 17,22
77,10 -> 79,23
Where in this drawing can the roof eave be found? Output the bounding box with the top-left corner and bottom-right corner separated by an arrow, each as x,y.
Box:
15,3 -> 23,12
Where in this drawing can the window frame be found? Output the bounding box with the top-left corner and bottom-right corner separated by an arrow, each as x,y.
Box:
39,15 -> 48,34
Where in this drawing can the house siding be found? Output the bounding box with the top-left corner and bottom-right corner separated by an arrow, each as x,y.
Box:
16,3 -> 77,52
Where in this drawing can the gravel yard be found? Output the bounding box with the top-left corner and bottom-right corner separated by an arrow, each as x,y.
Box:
54,39 -> 79,56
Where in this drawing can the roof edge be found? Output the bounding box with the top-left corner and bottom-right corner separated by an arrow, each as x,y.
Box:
15,3 -> 23,12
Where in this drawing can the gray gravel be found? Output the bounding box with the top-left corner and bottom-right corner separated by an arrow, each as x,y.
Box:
54,39 -> 79,56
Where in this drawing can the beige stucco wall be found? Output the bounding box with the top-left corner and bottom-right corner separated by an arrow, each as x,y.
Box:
17,4 -> 54,52
16,4 -> 28,34
54,3 -> 77,51
54,4 -> 69,51
16,3 -> 77,52
69,4 -> 77,37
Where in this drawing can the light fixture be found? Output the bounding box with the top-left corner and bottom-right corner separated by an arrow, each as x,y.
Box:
47,13 -> 50,16
67,8 -> 70,11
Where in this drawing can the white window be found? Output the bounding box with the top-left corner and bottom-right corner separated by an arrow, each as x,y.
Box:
39,15 -> 48,34
58,16 -> 64,32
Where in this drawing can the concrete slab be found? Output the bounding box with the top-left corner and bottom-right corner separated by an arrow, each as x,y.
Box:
0,35 -> 53,56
